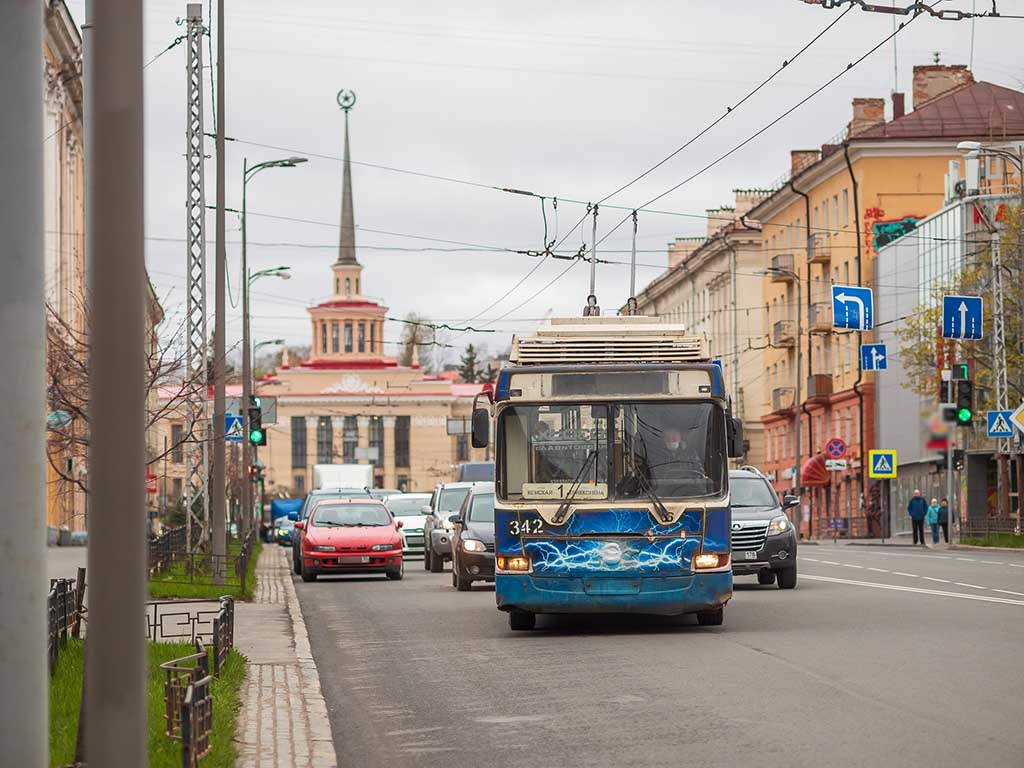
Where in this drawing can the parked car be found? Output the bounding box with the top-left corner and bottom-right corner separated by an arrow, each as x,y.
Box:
383,493 -> 432,557
275,519 -> 296,546
449,485 -> 496,591
453,462 -> 494,482
292,487 -> 373,575
729,466 -> 799,589
422,481 -> 490,573
369,488 -> 401,501
295,499 -> 404,582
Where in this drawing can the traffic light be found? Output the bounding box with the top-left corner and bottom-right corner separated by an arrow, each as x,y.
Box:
939,380 -> 950,403
953,449 -> 965,471
248,399 -> 266,446
955,379 -> 973,426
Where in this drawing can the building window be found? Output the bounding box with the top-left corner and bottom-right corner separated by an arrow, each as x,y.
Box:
331,321 -> 340,353
368,416 -> 383,467
456,434 -> 469,462
345,277 -> 351,296
172,477 -> 183,500
344,322 -> 353,353
369,323 -> 376,354
842,189 -> 849,227
291,416 -> 307,469
397,475 -> 410,493
294,474 -> 305,493
320,322 -> 327,353
317,417 -> 333,464
342,416 -> 358,463
394,416 -> 410,468
171,423 -> 184,463
832,196 -> 839,232
335,278 -> 339,294
355,278 -> 360,294
358,322 -> 366,353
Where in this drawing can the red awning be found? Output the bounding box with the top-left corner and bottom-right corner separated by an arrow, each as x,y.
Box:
801,453 -> 830,486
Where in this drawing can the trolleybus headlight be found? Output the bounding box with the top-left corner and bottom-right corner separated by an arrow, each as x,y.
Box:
497,555 -> 531,572
462,539 -> 486,552
694,553 -> 729,570
768,515 -> 790,536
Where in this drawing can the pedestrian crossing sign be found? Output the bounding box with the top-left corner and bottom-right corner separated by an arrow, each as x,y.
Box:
987,410 -> 1014,438
868,450 -> 897,478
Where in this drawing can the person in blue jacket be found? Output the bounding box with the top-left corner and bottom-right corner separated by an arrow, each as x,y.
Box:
907,489 -> 928,545
926,498 -> 941,545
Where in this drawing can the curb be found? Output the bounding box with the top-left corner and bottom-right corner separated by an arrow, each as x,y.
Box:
845,542 -> 921,548
950,544 -> 1024,554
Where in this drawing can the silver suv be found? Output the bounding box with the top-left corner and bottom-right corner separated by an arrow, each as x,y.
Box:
422,481 -> 492,573
729,467 -> 798,589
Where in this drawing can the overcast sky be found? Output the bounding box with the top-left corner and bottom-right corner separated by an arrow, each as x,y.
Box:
66,0 -> 1024,367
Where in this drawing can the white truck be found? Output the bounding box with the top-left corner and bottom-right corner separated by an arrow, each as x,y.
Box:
311,463 -> 374,491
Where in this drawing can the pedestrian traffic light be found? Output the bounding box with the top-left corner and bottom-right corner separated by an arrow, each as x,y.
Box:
955,380 -> 973,426
248,404 -> 266,446
953,449 -> 965,471
939,380 -> 950,403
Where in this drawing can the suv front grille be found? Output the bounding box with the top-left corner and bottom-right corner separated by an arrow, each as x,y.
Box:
731,523 -> 768,551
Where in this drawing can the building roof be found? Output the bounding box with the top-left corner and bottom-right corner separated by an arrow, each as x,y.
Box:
854,81 -> 1024,141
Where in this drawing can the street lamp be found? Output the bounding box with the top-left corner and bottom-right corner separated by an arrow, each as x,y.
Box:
240,157 -> 306,535
764,265 -> 803,523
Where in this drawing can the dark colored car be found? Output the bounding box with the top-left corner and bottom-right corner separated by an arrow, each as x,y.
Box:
729,467 -> 799,589
296,499 -> 404,582
449,486 -> 496,591
292,487 -> 373,575
423,482 -> 489,572
453,462 -> 494,482
275,519 -> 296,546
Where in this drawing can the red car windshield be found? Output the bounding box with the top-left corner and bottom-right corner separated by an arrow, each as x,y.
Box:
313,504 -> 391,527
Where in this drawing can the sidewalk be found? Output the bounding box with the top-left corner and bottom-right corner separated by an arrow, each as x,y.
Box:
234,545 -> 337,768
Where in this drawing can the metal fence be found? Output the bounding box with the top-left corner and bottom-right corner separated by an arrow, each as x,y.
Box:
148,522 -> 205,577
48,567 -> 86,676
161,640 -> 213,767
961,516 -> 1023,538
149,528 -> 256,594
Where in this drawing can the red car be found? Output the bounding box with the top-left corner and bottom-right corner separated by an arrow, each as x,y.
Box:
296,499 -> 404,582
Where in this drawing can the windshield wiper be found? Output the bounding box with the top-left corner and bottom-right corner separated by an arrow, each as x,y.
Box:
630,426 -> 673,523
553,448 -> 598,524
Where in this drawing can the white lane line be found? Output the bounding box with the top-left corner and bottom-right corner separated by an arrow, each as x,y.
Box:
820,560 -> 840,565
921,576 -> 951,583
892,571 -> 919,578
1007,564 -> 1024,568
975,561 -> 1006,566
842,564 -> 864,569
956,557 -> 977,562
955,582 -> 986,590
992,589 -> 1024,597
802,557 -> 820,562
867,567 -> 889,573
801,574 -> 1024,606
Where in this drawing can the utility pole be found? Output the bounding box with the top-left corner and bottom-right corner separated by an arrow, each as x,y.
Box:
86,2 -> 147,765
0,4 -> 46,764
212,0 -> 227,581
990,232 -> 1012,526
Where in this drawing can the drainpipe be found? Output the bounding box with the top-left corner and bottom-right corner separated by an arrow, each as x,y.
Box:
789,180 -> 813,537
844,142 -> 868,536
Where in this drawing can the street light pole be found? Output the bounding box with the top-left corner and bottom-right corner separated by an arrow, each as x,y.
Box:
767,265 -> 802,531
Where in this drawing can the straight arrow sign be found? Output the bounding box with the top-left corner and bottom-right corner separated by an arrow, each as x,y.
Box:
942,295 -> 983,340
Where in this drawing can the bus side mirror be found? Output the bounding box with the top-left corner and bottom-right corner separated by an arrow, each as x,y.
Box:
471,408 -> 490,449
728,418 -> 744,458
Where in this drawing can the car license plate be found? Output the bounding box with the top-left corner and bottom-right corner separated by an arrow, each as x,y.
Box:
340,555 -> 370,564
407,537 -> 424,546
743,551 -> 757,560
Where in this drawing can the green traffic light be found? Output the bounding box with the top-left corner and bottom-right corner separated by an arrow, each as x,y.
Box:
249,429 -> 264,443
957,408 -> 972,423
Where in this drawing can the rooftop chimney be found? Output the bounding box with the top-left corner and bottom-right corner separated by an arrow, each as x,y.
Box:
790,150 -> 820,178
732,189 -> 770,222
705,207 -> 736,238
912,64 -> 974,110
892,92 -> 905,120
667,237 -> 705,271
848,97 -> 885,137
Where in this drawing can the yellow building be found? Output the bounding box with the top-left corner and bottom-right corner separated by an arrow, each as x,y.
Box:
255,101 -> 489,495
750,63 -> 1024,538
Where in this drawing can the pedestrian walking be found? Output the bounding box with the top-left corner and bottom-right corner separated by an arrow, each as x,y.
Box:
926,498 -> 941,545
907,489 -> 928,545
938,497 -> 950,543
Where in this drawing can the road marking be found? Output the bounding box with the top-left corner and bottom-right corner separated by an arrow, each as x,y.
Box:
956,557 -> 976,562
892,571 -> 918,577
955,582 -> 986,590
1007,563 -> 1024,568
842,564 -> 864,569
867,567 -> 889,573
821,560 -> 840,565
801,574 -> 1024,606
992,589 -> 1024,597
921,576 -> 951,583
975,561 -> 1006,566
802,557 -> 820,562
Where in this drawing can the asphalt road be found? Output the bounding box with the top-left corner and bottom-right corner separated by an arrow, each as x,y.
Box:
295,544 -> 1024,768
46,545 -> 87,584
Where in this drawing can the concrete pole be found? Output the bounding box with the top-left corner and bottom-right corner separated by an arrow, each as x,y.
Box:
241,161 -> 251,539
212,0 -> 227,581
85,2 -> 147,766
0,4 -> 46,764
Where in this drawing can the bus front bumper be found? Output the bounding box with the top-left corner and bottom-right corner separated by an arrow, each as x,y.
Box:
495,571 -> 732,616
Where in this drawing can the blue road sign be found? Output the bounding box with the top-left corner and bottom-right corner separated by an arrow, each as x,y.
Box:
941,295 -> 983,340
831,284 -> 874,330
868,449 -> 897,479
225,413 -> 243,442
987,410 -> 1015,438
860,343 -> 888,371
825,438 -> 847,459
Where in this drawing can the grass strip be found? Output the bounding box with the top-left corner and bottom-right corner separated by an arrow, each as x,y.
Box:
960,533 -> 1024,549
148,539 -> 263,600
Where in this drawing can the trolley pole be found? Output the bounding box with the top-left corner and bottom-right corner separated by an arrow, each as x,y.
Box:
0,3 -> 47,764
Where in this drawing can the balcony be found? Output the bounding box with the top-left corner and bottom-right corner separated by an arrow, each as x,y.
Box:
807,373 -> 833,401
770,253 -> 795,281
773,319 -> 796,348
771,387 -> 795,414
808,301 -> 831,333
808,233 -> 831,264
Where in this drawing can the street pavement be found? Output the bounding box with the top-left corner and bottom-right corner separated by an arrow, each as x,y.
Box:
46,545 -> 86,583
295,543 -> 1024,768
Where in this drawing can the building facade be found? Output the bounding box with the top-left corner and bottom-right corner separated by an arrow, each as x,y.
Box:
632,190 -> 769,467
752,63 -> 1024,538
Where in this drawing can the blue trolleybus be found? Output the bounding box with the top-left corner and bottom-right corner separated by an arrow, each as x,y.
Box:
470,316 -> 744,631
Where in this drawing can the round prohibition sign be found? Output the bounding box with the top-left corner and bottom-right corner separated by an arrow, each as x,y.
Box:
825,438 -> 847,459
